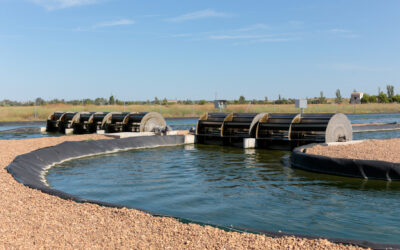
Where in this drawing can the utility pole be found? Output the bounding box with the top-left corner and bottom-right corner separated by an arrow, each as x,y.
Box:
34,99 -> 37,120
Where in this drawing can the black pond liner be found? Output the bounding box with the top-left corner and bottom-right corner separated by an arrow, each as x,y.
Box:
291,143 -> 400,181
6,135 -> 399,250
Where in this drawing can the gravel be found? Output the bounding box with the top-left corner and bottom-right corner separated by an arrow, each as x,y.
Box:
0,135 -> 364,249
307,138 -> 400,163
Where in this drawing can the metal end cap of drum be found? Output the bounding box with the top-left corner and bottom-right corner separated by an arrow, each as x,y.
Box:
325,113 -> 353,143
140,112 -> 167,132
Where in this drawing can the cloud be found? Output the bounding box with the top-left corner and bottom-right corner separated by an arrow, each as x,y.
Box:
166,9 -> 230,22
328,28 -> 359,38
208,33 -> 296,44
74,18 -> 134,31
233,37 -> 296,46
29,0 -> 103,10
209,34 -> 272,40
329,28 -> 351,33
93,19 -> 135,28
235,23 -> 270,32
254,38 -> 294,43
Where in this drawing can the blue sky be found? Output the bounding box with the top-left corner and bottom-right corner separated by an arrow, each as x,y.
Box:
0,0 -> 399,101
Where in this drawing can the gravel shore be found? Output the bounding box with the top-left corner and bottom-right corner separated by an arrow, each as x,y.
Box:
307,138 -> 400,163
0,135 -> 363,249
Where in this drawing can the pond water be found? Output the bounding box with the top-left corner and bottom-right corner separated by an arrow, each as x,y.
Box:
0,123 -> 52,140
47,136 -> 400,245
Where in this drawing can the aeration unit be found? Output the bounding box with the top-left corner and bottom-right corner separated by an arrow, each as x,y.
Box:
47,110 -> 353,149
47,111 -> 166,134
196,112 -> 352,149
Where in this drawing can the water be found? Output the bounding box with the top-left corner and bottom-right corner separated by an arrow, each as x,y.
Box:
165,118 -> 197,130
348,113 -> 400,124
47,143 -> 400,244
0,123 -> 52,140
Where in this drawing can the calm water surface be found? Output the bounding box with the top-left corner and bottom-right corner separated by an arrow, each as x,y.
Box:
48,142 -> 400,244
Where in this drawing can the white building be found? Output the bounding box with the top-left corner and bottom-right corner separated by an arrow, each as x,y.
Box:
214,100 -> 227,109
350,92 -> 364,104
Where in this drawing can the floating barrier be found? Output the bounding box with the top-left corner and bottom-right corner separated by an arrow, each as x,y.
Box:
46,111 -> 167,134
196,112 -> 353,149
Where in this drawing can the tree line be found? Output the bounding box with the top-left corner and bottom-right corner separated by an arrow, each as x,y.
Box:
0,85 -> 398,106
360,85 -> 400,103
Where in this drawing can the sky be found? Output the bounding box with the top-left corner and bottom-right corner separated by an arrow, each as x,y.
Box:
0,0 -> 399,101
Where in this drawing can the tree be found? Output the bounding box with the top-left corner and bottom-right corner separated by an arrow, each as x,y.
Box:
94,97 -> 107,105
387,85 -> 395,99
238,95 -> 246,104
361,94 -> 369,103
378,91 -> 389,103
199,99 -> 206,105
154,97 -> 160,105
392,94 -> 400,103
369,95 -> 377,103
319,91 -> 327,104
109,95 -> 115,105
161,98 -> 168,105
35,97 -> 46,106
335,89 -> 343,104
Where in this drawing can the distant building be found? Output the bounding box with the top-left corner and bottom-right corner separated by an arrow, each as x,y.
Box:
350,92 -> 364,104
214,100 -> 227,110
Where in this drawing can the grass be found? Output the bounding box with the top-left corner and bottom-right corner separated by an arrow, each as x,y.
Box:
0,103 -> 399,122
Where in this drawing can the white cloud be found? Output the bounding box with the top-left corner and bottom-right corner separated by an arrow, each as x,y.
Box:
73,18 -> 134,31
235,23 -> 270,32
29,0 -> 103,10
328,28 -> 359,38
329,28 -> 351,33
166,9 -> 230,22
93,19 -> 135,28
233,37 -> 296,46
254,38 -> 293,43
209,34 -> 271,40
